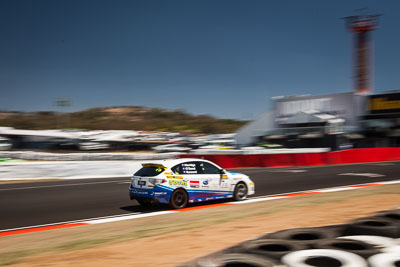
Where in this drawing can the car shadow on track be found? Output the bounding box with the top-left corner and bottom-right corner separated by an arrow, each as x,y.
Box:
120,204 -> 167,213
120,199 -> 236,213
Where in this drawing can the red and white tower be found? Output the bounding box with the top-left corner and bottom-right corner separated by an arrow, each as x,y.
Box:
344,13 -> 381,93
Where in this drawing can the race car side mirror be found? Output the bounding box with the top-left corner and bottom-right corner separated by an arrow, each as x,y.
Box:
219,169 -> 226,174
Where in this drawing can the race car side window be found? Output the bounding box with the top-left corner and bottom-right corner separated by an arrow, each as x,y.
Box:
171,164 -> 182,174
198,162 -> 220,174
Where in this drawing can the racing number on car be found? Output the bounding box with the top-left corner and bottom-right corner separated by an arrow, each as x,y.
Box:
220,180 -> 228,188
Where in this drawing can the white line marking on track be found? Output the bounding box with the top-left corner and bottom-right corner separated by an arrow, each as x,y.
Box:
0,212 -> 142,232
295,160 -> 399,169
230,196 -> 288,204
370,163 -> 395,166
86,211 -> 177,224
338,173 -> 385,178
317,187 -> 358,193
0,180 -> 128,191
0,175 -> 131,182
379,180 -> 400,185
269,169 -> 307,173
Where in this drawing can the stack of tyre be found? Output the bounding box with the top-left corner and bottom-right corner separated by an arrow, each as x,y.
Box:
179,209 -> 400,267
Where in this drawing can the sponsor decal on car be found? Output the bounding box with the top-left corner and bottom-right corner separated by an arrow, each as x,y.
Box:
166,176 -> 183,179
190,180 -> 200,188
169,180 -> 187,186
132,190 -> 148,195
203,180 -> 208,185
182,163 -> 198,174
220,181 -> 228,188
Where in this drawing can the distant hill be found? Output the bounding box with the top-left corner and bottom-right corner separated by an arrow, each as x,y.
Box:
0,106 -> 247,134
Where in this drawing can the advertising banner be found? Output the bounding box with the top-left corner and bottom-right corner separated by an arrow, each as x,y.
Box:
368,92 -> 400,115
274,92 -> 362,126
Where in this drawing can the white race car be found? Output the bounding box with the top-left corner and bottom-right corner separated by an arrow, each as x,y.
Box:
129,158 -> 255,209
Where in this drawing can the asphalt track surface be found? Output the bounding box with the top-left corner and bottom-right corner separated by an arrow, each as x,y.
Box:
1,161 -> 399,230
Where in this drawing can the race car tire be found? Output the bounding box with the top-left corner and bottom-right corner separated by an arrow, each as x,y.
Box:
344,217 -> 399,238
338,235 -> 398,249
312,238 -> 378,258
241,239 -> 307,260
368,252 -> 400,267
281,249 -> 368,267
196,253 -> 275,267
261,226 -> 339,247
169,188 -> 188,209
233,182 -> 247,201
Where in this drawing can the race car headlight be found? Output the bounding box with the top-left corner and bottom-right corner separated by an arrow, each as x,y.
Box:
148,178 -> 167,185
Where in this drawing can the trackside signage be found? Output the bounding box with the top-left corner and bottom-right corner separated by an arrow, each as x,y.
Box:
369,92 -> 400,114
274,92 -> 360,126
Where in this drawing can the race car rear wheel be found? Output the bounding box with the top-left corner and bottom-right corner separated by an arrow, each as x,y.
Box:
169,189 -> 188,209
234,182 -> 247,201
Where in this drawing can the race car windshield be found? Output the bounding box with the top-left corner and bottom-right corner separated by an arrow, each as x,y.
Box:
134,166 -> 164,177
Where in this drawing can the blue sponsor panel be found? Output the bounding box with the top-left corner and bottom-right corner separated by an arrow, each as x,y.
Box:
130,184 -> 234,205
187,189 -> 233,203
129,184 -> 173,204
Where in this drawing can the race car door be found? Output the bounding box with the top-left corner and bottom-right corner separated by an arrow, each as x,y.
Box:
171,161 -> 205,190
196,161 -> 229,191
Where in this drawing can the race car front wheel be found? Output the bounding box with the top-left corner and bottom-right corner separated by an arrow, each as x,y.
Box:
234,182 -> 247,201
169,189 -> 188,209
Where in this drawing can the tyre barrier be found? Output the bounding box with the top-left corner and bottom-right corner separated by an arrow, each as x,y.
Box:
259,225 -> 344,248
240,239 -> 308,260
338,235 -> 398,250
375,209 -> 400,225
343,217 -> 399,238
281,249 -> 368,267
195,253 -> 276,267
311,238 -> 379,258
383,244 -> 400,254
178,209 -> 400,267
368,252 -> 400,267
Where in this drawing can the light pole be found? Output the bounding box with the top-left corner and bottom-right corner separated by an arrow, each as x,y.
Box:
55,97 -> 72,129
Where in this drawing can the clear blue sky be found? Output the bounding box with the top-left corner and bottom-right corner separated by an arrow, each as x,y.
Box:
1,0 -> 399,119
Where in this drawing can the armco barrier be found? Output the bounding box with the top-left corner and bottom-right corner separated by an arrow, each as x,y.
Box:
180,148 -> 400,168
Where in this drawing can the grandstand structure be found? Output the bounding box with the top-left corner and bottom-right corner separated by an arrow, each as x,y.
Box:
236,12 -> 400,150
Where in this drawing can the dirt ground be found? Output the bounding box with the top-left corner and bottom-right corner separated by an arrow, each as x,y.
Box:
4,188 -> 399,267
